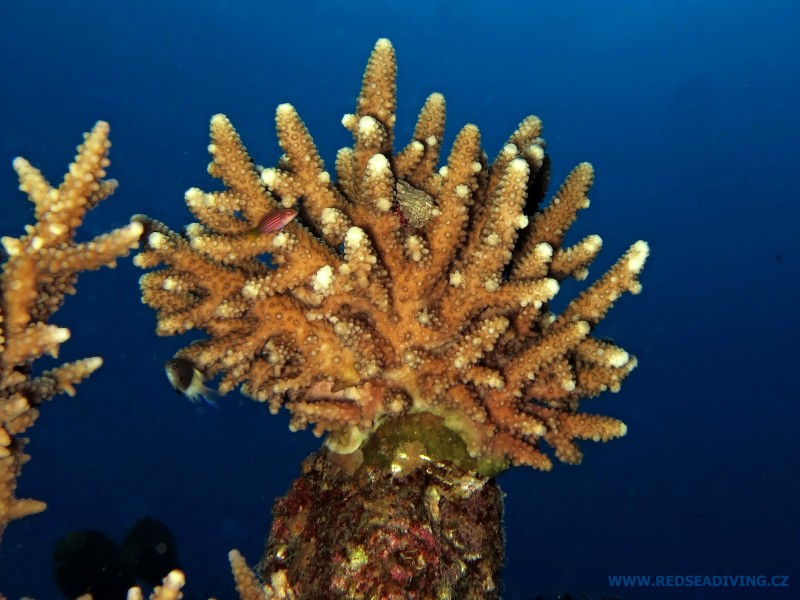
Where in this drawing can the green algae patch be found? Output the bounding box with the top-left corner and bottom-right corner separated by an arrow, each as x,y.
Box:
359,412 -> 508,477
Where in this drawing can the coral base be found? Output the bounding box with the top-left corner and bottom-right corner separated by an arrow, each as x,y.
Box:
259,441 -> 504,599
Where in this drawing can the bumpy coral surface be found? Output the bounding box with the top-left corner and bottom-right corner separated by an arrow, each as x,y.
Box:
134,39 -> 648,472
0,122 -> 142,541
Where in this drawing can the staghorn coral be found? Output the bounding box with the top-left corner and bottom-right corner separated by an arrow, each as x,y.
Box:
133,42 -> 648,594
124,555 -> 292,600
134,38 -> 648,474
0,122 -> 142,542
128,33 -> 649,591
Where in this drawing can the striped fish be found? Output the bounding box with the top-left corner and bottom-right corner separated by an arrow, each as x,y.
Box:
257,207 -> 298,233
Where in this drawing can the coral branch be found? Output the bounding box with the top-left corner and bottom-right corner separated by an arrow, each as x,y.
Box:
0,122 -> 140,541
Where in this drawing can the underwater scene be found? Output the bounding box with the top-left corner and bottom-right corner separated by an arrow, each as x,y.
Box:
1,1 -> 798,599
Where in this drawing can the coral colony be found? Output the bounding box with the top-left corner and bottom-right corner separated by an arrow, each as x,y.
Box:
1,39 -> 647,598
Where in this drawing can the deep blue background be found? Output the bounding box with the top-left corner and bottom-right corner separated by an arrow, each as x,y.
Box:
2,1 -> 798,599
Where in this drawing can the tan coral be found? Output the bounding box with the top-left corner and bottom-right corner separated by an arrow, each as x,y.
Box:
229,550 -> 296,600
122,552 -> 292,600
134,38 -> 648,473
0,122 -> 141,541
141,570 -> 185,600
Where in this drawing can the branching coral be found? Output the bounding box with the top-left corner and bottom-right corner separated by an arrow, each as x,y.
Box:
127,556 -> 293,600
0,122 -> 142,542
134,38 -> 647,474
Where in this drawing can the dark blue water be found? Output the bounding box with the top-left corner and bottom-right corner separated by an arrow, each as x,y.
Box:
1,1 -> 798,598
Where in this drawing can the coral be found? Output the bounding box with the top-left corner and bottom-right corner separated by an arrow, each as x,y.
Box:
0,122 -> 142,542
126,570 -> 185,600
134,38 -> 648,473
129,36 -> 650,597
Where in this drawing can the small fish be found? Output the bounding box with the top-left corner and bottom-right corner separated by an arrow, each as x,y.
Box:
257,207 -> 298,233
164,357 -> 218,407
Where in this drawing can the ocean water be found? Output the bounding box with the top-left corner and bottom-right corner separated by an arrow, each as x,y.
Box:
1,1 -> 798,598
